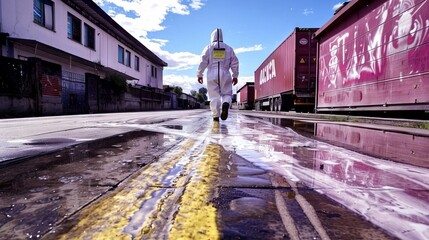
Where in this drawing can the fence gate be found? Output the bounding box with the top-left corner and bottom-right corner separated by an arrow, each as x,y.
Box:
62,71 -> 86,114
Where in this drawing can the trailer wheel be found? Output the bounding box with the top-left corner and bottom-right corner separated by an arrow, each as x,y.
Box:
273,99 -> 277,111
277,98 -> 282,112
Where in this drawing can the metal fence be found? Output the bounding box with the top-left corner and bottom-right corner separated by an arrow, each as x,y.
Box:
0,56 -> 34,97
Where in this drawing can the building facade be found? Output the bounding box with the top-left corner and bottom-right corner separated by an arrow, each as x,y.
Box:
0,0 -> 168,115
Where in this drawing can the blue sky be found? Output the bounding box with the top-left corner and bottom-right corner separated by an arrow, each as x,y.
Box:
93,0 -> 347,93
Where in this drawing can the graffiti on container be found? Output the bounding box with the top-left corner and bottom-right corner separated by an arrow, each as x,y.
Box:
319,0 -> 429,90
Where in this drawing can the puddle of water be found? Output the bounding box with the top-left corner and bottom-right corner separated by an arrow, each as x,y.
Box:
269,118 -> 316,137
228,176 -> 272,187
229,197 -> 270,216
314,123 -> 429,168
213,187 -> 289,239
265,117 -> 429,169
235,166 -> 266,176
58,176 -> 82,184
0,204 -> 26,225
216,115 -> 429,240
159,159 -> 189,187
163,125 -> 183,130
124,188 -> 168,237
0,130 -> 180,239
24,138 -> 77,146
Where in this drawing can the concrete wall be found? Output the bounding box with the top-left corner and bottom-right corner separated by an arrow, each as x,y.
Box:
0,89 -> 172,118
0,96 -> 35,116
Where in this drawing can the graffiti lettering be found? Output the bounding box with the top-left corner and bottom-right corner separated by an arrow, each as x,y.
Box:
319,0 -> 429,91
260,59 -> 276,84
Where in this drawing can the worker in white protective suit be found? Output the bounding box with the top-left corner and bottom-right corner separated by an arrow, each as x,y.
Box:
197,28 -> 239,121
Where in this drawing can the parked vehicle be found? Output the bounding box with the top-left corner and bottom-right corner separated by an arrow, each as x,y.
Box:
254,28 -> 318,112
313,0 -> 429,112
237,82 -> 255,110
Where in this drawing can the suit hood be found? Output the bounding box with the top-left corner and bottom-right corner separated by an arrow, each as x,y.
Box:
211,28 -> 223,42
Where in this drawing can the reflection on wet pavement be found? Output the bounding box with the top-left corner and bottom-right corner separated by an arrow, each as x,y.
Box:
1,111 -> 428,239
315,122 -> 429,168
0,130 -> 179,239
213,151 -> 293,239
217,114 -> 429,240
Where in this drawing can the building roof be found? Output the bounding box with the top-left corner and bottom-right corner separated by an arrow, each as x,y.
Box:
62,0 -> 167,67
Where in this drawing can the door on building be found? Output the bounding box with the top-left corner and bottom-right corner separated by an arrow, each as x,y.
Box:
85,73 -> 100,113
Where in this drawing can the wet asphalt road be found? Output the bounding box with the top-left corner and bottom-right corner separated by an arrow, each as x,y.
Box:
0,109 -> 428,239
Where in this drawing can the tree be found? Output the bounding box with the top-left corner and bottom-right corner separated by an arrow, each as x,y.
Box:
198,87 -> 207,95
104,73 -> 127,95
197,94 -> 205,103
198,87 -> 208,101
188,87 -> 208,103
173,86 -> 183,95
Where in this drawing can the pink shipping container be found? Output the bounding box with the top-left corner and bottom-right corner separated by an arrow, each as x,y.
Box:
237,82 -> 254,110
314,0 -> 429,112
254,28 -> 318,112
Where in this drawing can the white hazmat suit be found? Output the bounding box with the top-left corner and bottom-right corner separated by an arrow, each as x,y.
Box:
197,28 -> 239,120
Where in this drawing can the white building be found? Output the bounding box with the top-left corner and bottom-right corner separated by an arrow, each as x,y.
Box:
0,0 -> 167,114
0,0 -> 167,86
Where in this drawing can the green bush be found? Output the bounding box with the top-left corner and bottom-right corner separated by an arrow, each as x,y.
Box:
104,74 -> 127,95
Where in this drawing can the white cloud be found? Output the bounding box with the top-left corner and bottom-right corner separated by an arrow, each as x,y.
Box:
94,0 -> 259,88
164,74 -> 201,94
165,74 -> 255,95
303,8 -> 314,16
94,0 -> 195,38
95,0 -> 206,71
161,43 -> 262,71
107,0 -> 186,33
164,52 -> 200,70
234,75 -> 254,92
135,38 -> 200,71
190,0 -> 205,10
235,44 -> 263,54
333,2 -> 345,11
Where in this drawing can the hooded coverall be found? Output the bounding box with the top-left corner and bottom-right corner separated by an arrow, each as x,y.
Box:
197,28 -> 239,119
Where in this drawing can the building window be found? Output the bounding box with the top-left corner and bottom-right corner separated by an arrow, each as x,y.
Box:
151,65 -> 157,79
33,0 -> 54,30
118,45 -> 124,64
125,50 -> 131,67
67,13 -> 81,43
84,23 -> 95,49
135,56 -> 140,71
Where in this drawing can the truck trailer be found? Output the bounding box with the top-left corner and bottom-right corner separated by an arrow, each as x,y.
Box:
254,28 -> 318,112
237,82 -> 255,110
